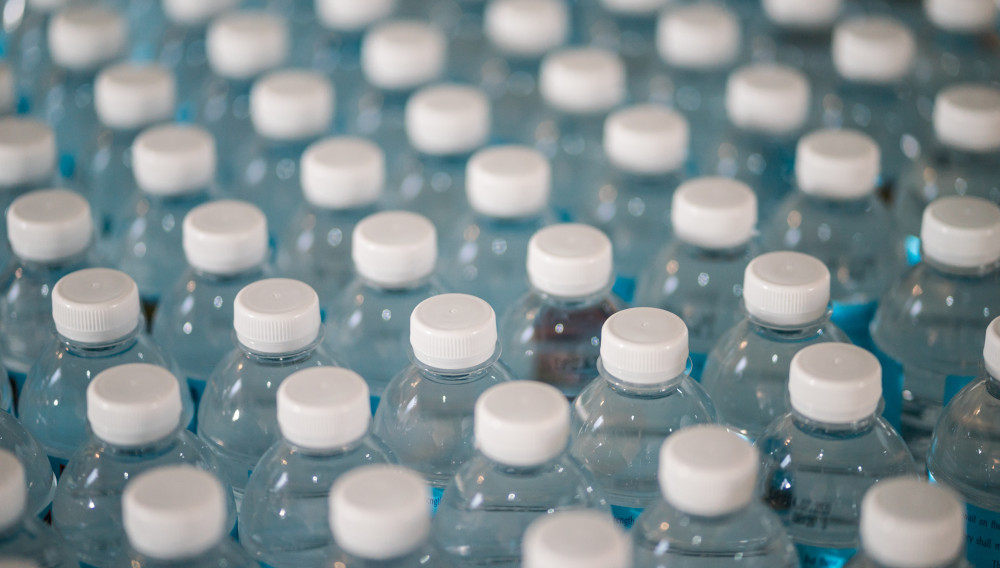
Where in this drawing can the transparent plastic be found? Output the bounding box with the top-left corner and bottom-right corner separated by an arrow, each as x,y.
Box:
0,410 -> 56,518
34,68 -> 102,180
539,114 -> 608,221
157,21 -> 213,122
230,138 -> 316,233
327,543 -> 457,568
389,152 -> 474,233
0,510 -> 78,568
85,126 -> 147,248
124,540 -> 259,568
709,128 -> 799,224
196,77 -> 255,187
654,68 -> 732,175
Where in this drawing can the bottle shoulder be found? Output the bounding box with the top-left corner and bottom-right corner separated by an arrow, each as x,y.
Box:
245,436 -> 395,497
573,374 -> 718,428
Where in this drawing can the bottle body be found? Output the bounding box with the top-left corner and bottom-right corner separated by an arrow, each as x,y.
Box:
85,126 -> 144,248
230,138 -> 313,233
0,516 -> 79,568
327,543 -> 456,568
196,77 -> 253,186
538,112 -> 607,220
34,69 -> 100,179
124,540 -> 259,568
0,410 -> 56,519
389,152 -> 472,233
157,23 -> 212,121
708,128 -> 798,224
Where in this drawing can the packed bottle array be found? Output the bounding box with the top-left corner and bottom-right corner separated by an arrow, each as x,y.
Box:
0,0 -> 998,566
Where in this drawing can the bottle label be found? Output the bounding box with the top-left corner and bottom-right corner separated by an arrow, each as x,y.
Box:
962,502 -> 1000,566
795,543 -> 856,568
830,300 -> 877,351
610,505 -> 643,530
904,234 -> 921,266
944,375 -> 976,406
430,486 -> 444,515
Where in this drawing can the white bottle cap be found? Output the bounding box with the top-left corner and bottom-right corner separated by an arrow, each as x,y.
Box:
795,129 -> 881,199
277,367 -> 371,451
7,189 -> 92,262
860,478 -> 966,568
600,308 -> 688,384
485,0 -> 568,58
789,343 -> 882,423
405,84 -> 490,156
933,84 -> 1000,153
301,137 -> 385,210
329,465 -> 430,560
410,294 -> 498,370
921,196 -> 1000,268
317,0 -> 395,32
87,363 -> 183,447
743,251 -> 831,327
539,48 -> 626,115
183,200 -> 269,275
251,70 -> 334,141
122,466 -> 227,561
833,17 -> 916,84
657,3 -> 740,70
599,0 -> 669,16
352,211 -> 437,287
604,104 -> 688,175
207,11 -> 289,81
233,278 -> 321,354
925,0 -> 997,33
522,510 -> 631,568
133,125 -> 215,197
466,145 -> 550,218
763,0 -> 842,30
163,0 -> 239,26
671,177 -> 757,249
52,268 -> 141,344
48,5 -> 126,72
527,224 -> 613,298
726,64 -> 810,135
985,317 -> 1000,379
361,20 -> 446,91
94,64 -> 176,131
658,424 -> 758,517
475,381 -> 570,467
0,118 -> 56,188
0,450 -> 26,531
0,64 -> 15,116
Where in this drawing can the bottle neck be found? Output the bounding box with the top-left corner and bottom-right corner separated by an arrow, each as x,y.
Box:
746,312 -> 833,339
530,283 -> 616,308
238,333 -> 323,364
598,358 -> 688,398
97,427 -> 183,457
790,407 -> 879,436
921,254 -> 1000,278
411,345 -> 503,383
61,323 -> 143,356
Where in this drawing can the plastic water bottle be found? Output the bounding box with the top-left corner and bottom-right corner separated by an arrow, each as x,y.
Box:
757,342 -> 917,568
240,367 -> 395,567
571,308 -> 717,529
845,478 -> 971,568
582,0 -> 666,106
754,0 -> 841,85
328,465 -> 454,567
928,316 -> 1000,567
893,85 -> 1000,267
871,196 -> 1000,463
499,223 -> 625,399
433,381 -> 610,566
711,63 -> 810,221
634,177 -> 758,377
197,277 -> 340,505
276,137 -> 384,306
632,425 -> 799,567
0,410 -> 56,519
115,124 -> 216,307
52,363 -> 236,568
374,293 -> 514,510
0,117 -> 58,271
121,466 -> 257,568
438,145 -> 554,315
700,251 -> 850,442
151,199 -> 270,407
325,211 -> 444,409
18,267 -> 194,473
0,189 -> 94,395
232,69 -> 334,232
761,129 -> 899,351
522,510 -> 631,568
392,83 -> 490,232
580,104 -> 688,301
0,450 -> 77,568
3,0 -> 65,114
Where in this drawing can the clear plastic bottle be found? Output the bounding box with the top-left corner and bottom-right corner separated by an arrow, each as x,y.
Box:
871,196 -> 1000,463
757,343 -> 917,568
0,450 -> 77,568
700,251 -> 850,442
0,409 -> 56,519
52,363 -> 236,568
761,129 -> 899,351
632,424 -> 799,567
753,0 -> 841,87
328,465 -> 456,567
325,211 -> 444,410
582,0 -> 665,107
18,267 -> 194,472
500,223 -> 625,399
928,316 -> 1000,568
845,478 -> 971,568
276,137 -> 384,306
571,308 -> 717,529
522,509 -> 631,568
433,381 -> 610,566
0,117 -> 58,271
0,189 -> 95,395
374,293 -> 514,511
197,277 -> 340,504
231,69 -> 334,232
121,465 -> 257,568
635,177 -> 758,377
151,199 -> 270,407
3,0 -> 66,114
116,124 -> 216,307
